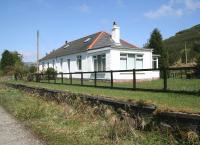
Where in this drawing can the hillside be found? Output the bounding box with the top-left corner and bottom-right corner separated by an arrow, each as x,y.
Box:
163,24 -> 200,65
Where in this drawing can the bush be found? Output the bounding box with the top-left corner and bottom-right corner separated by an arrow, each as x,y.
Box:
14,66 -> 23,80
29,66 -> 37,73
27,74 -> 34,82
0,70 -> 3,76
45,67 -> 57,80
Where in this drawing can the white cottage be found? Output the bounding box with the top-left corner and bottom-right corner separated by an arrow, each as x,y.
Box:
39,22 -> 159,80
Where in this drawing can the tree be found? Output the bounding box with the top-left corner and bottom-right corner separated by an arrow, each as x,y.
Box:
148,28 -> 163,54
0,50 -> 23,75
193,42 -> 200,78
195,55 -> 200,78
147,28 -> 169,68
12,51 -> 23,66
192,41 -> 200,54
0,50 -> 15,71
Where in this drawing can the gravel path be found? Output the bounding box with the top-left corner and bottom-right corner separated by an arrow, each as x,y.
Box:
0,106 -> 43,145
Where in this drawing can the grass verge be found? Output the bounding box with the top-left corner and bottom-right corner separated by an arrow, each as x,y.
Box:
0,83 -> 176,145
8,80 -> 200,113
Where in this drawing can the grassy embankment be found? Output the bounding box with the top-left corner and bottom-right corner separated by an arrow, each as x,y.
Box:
0,83 -> 174,145
8,80 -> 200,113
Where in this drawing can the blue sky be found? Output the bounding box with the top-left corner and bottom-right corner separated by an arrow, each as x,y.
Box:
0,0 -> 200,62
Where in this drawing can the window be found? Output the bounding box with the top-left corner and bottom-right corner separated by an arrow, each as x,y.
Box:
67,59 -> 70,72
60,58 -> 63,69
42,62 -> 44,70
77,55 -> 82,70
152,57 -> 158,69
64,44 -> 69,48
53,60 -> 55,68
127,54 -> 135,69
93,54 -> 106,71
84,38 -> 91,43
120,53 -> 143,70
120,54 -> 127,70
136,55 -> 143,69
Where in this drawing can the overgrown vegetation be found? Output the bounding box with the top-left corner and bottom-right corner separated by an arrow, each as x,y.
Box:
0,84 -> 179,145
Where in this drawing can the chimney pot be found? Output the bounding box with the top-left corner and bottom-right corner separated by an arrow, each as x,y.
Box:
112,22 -> 120,45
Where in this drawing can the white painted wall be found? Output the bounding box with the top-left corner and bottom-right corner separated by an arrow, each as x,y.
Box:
39,47 -> 159,80
109,48 -> 159,80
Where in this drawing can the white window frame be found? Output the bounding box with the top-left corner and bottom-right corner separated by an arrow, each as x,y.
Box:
135,54 -> 143,69
52,60 -> 55,69
120,53 -> 143,70
93,54 -> 106,71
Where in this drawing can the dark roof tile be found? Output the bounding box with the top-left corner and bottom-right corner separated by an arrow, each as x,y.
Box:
40,31 -> 138,61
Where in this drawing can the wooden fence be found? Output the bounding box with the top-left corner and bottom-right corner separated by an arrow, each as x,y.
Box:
32,67 -> 199,94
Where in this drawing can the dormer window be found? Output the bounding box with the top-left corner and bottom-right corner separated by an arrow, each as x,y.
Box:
84,38 -> 91,43
64,44 -> 69,48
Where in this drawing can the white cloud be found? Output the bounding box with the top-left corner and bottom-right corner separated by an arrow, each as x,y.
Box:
144,4 -> 183,19
185,0 -> 200,10
78,4 -> 90,13
144,0 -> 200,19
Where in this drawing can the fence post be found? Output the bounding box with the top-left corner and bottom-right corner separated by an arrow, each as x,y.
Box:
54,74 -> 56,84
61,73 -> 63,84
81,72 -> 83,86
39,74 -> 41,82
110,70 -> 113,88
180,70 -> 183,79
48,74 -> 50,83
163,69 -> 167,91
35,74 -> 37,82
94,71 -> 97,87
70,73 -> 72,84
133,69 -> 136,90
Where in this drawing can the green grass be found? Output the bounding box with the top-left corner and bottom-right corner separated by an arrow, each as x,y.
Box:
0,83 -> 174,145
8,80 -> 200,113
40,77 -> 200,91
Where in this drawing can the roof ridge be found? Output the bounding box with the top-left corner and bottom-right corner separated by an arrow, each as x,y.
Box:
88,32 -> 106,49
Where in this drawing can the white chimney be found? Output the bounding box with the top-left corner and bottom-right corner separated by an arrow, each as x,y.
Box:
112,22 -> 120,45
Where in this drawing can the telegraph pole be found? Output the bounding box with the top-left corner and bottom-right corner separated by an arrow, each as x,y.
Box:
185,42 -> 187,64
37,30 -> 39,72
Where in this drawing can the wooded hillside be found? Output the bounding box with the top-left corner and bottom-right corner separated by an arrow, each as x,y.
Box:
163,24 -> 200,65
